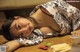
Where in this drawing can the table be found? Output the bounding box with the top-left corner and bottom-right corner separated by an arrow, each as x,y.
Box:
14,35 -> 76,52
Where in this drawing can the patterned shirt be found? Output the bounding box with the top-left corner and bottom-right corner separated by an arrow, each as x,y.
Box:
17,0 -> 80,46
30,0 -> 80,34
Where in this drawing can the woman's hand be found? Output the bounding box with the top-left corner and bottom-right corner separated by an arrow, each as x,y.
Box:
71,30 -> 80,37
5,40 -> 22,52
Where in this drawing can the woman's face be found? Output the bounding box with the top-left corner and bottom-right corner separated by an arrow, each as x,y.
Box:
10,17 -> 35,39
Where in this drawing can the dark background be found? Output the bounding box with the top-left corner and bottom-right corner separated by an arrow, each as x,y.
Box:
4,1 -> 80,19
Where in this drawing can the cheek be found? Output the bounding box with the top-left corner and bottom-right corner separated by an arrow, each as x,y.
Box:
23,28 -> 34,37
11,29 -> 20,37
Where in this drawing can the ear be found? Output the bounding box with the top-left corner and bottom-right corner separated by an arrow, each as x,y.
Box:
14,16 -> 21,20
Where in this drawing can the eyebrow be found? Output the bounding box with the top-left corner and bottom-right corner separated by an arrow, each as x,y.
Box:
15,20 -> 22,30
15,23 -> 18,30
15,22 -> 24,37
10,22 -> 21,33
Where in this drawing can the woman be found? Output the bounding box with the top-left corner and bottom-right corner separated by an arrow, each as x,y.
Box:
1,0 -> 80,52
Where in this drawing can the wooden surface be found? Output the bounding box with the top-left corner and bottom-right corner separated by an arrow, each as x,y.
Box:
0,35 -> 78,52
14,35 -> 74,52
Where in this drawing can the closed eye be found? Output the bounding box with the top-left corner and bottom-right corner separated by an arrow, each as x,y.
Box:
15,22 -> 22,30
18,25 -> 21,29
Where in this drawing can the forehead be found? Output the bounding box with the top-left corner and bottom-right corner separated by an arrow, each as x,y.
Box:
18,18 -> 28,22
18,18 -> 28,25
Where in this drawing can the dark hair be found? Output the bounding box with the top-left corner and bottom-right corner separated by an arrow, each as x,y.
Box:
1,18 -> 14,40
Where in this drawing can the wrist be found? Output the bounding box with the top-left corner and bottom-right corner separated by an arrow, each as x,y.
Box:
14,39 -> 24,46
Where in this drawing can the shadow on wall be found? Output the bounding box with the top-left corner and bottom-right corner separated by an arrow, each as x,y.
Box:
66,0 -> 80,9
3,1 -> 80,19
4,7 -> 35,19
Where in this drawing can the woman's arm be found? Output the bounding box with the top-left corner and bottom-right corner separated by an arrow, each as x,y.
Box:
0,35 -> 8,44
5,40 -> 22,52
40,26 -> 56,35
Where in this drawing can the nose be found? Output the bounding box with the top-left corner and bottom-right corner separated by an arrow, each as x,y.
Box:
19,25 -> 30,33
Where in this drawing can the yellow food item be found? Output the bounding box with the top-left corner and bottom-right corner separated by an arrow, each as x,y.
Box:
51,43 -> 71,52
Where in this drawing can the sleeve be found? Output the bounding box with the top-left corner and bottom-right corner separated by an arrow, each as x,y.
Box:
68,6 -> 80,30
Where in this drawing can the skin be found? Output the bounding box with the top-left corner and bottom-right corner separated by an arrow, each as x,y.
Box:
71,30 -> 80,37
3,7 -> 80,52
